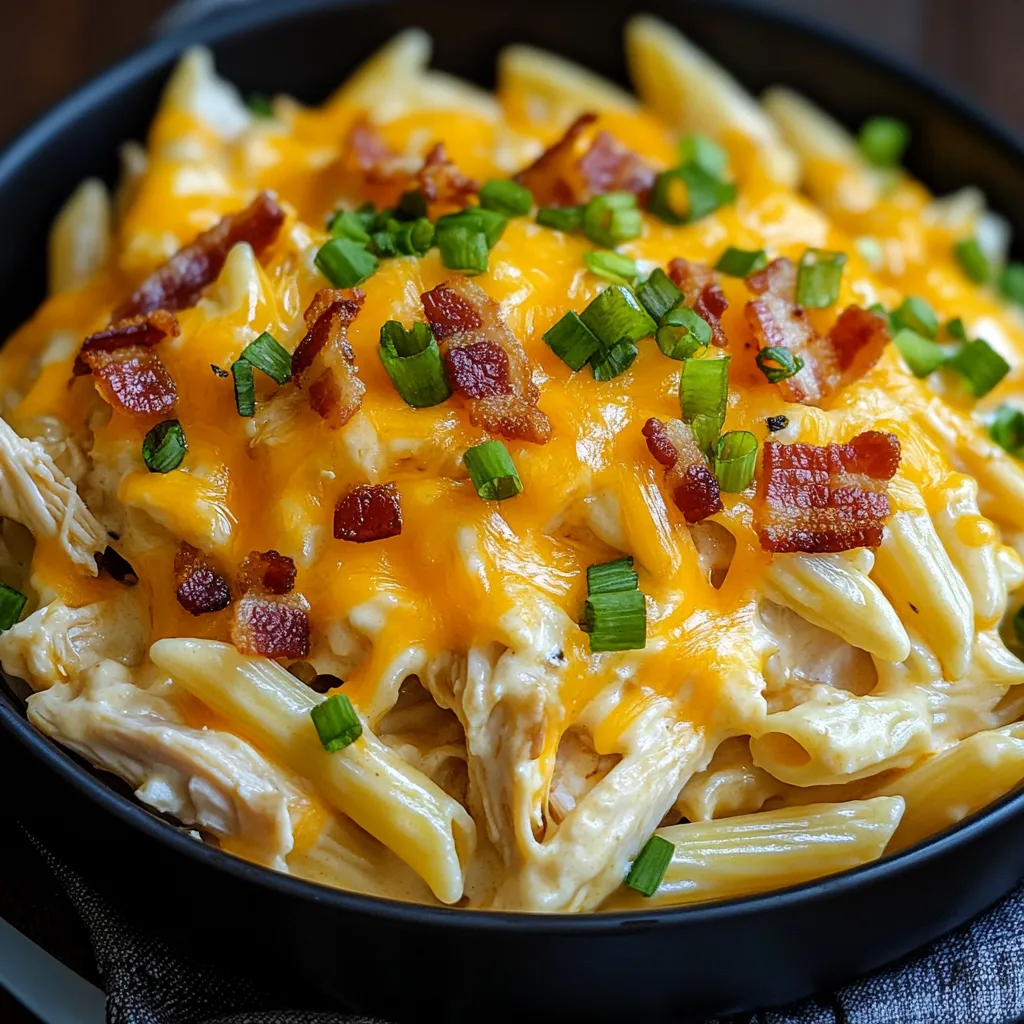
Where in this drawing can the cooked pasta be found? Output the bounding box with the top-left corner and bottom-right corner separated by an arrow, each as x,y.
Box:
3,14 -> 1024,912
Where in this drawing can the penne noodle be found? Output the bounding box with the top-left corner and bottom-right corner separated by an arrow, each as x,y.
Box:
48,179 -> 112,295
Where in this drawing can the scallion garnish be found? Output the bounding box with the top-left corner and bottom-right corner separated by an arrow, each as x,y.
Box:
378,321 -> 451,408
247,93 -> 273,119
391,218 -> 435,256
315,237 -> 379,288
240,332 -> 292,385
678,133 -> 728,177
635,268 -> 682,322
892,328 -> 946,378
543,312 -> 602,371
231,359 -> 255,417
989,405 -> 1024,457
328,210 -> 372,245
464,440 -> 523,501
580,285 -> 657,347
591,340 -> 639,381
954,237 -> 992,284
478,179 -> 534,218
395,188 -> 428,221
680,356 -> 730,435
715,247 -> 768,277
310,693 -> 363,753
583,193 -> 643,248
0,583 -> 26,632
947,338 -> 1010,397
656,307 -> 711,360
892,296 -> 938,339
370,230 -> 399,258
945,317 -> 968,343
755,346 -> 804,384
795,249 -> 847,308
715,430 -> 758,492
625,834 -> 674,896
536,206 -> 585,233
857,117 -> 910,168
648,164 -> 736,225
584,589 -> 647,652
585,250 -> 638,286
436,226 -> 489,274
586,556 -> 638,596
1000,262 -> 1024,305
142,419 -> 188,474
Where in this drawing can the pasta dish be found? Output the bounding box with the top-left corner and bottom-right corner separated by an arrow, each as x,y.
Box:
5,15 -> 1024,912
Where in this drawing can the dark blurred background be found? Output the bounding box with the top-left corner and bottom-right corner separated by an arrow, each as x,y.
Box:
3,0 -> 1024,146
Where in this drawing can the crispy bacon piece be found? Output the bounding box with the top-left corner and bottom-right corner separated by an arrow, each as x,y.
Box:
345,119 -> 408,184
514,113 -> 653,207
75,310 -> 180,375
642,417 -> 723,524
745,258 -> 890,406
174,543 -> 231,616
416,142 -> 478,211
291,288 -> 366,428
333,483 -> 403,543
667,258 -> 730,348
757,430 -> 901,553
421,278 -> 551,444
238,549 -> 296,596
112,192 -> 285,321
231,594 -> 310,659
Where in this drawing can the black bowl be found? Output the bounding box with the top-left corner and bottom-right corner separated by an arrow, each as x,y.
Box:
3,2 -> 1024,1020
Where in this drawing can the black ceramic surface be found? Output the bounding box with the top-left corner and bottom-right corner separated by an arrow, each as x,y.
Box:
3,2 -> 1024,1020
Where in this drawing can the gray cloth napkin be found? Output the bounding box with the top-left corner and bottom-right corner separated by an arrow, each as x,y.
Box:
23,831 -> 1024,1024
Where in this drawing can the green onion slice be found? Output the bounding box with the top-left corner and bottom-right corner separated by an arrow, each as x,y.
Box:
580,285 -> 657,346
536,206 -> 585,233
1000,262 -> 1024,305
464,440 -> 523,501
678,133 -> 728,177
690,413 -> 721,459
543,311 -> 602,372
680,356 -> 730,433
892,328 -> 946,378
394,218 -> 435,256
310,693 -> 363,753
142,419 -> 188,473
625,834 -> 674,897
648,164 -> 736,225
0,583 -> 26,632
584,250 -> 638,286
656,307 -> 712,360
378,321 -> 451,408
586,556 -> 638,596
436,225 -> 489,274
989,405 -> 1024,457
591,340 -> 639,382
858,117 -> 910,168
395,188 -> 428,221
328,210 -> 371,245
715,430 -> 758,492
478,179 -> 534,218
945,317 -> 968,343
240,332 -> 292,385
584,589 -> 647,652
635,268 -> 682,322
315,237 -> 379,288
892,296 -> 939,339
436,208 -> 506,248
795,249 -> 847,308
231,359 -> 255,417
715,247 -> 768,277
583,192 -> 643,248
954,237 -> 992,284
948,338 -> 1010,397
755,346 -> 804,384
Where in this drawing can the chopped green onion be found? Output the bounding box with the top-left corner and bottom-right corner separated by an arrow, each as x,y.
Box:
583,192 -> 643,248
989,405 -> 1024,456
584,250 -> 637,286
715,247 -> 768,277
945,317 -> 968,343
392,218 -> 435,256
378,321 -> 451,408
591,340 -> 639,381
464,440 -> 523,501
656,307 -> 711,360
625,834 -> 674,896
892,328 -> 946,378
369,229 -> 399,258
795,249 -> 847,308
954,237 -> 992,284
586,556 -> 638,596
580,285 -> 657,346
892,296 -> 939,339
1015,606 -> 1024,649
855,236 -> 884,268
240,331 -> 292,385
328,210 -> 371,245
867,302 -> 891,327
445,208 -> 506,248
680,356 -> 730,433
543,312 -> 602,371
0,583 -> 26,632
395,188 -> 428,221
436,224 -> 489,274
947,338 -> 1010,397
247,93 -> 273,119
648,164 -> 736,225
536,206 -> 584,233
678,133 -> 728,178
1000,262 -> 1024,304
635,268 -> 682,322
755,346 -> 804,384
857,117 -> 910,168
584,589 -> 646,652
715,430 -> 758,492
231,359 -> 255,417
142,419 -> 188,474
310,693 -> 363,753
315,238 -> 379,288
478,179 -> 533,218
367,206 -> 397,233
690,413 -> 721,458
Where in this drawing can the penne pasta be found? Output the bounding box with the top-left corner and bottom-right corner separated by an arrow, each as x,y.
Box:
48,179 -> 112,295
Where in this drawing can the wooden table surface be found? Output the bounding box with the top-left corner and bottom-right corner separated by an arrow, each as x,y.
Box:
0,0 -> 1022,1020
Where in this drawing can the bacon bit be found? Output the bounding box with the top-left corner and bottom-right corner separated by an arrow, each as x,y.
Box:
174,542 -> 232,616
416,142 -> 478,211
238,549 -> 296,596
421,278 -> 551,444
668,258 -> 730,348
231,594 -> 310,659
345,119 -> 408,185
291,288 -> 366,428
113,192 -> 285,321
757,430 -> 901,553
333,483 -> 403,543
643,417 -> 723,524
79,346 -> 178,416
744,258 -> 889,406
75,310 -> 180,375
514,113 -> 653,207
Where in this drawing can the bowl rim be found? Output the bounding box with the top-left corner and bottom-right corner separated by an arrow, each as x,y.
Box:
2,0 -> 1024,932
